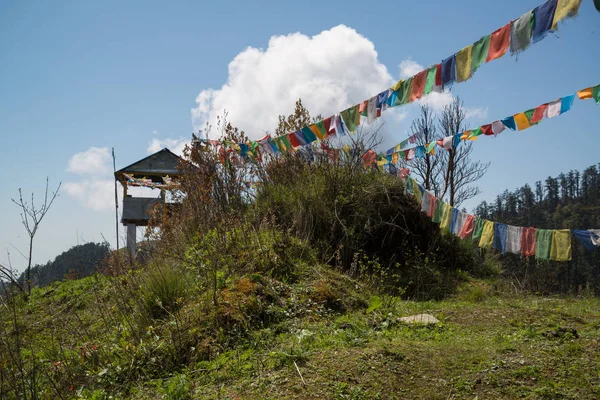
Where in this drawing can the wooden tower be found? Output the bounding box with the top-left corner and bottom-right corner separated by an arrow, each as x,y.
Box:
114,148 -> 183,261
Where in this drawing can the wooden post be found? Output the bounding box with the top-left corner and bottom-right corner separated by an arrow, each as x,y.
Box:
127,223 -> 136,264
112,148 -> 119,252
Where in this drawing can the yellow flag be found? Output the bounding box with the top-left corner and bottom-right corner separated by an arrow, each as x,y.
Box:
479,220 -> 495,249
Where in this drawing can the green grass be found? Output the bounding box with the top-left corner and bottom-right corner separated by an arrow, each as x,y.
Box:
4,274 -> 600,399
131,292 -> 600,399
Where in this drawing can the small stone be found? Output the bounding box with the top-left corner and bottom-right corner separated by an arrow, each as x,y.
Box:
398,313 -> 439,325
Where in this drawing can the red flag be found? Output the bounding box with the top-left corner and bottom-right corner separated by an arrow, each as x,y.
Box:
530,104 -> 549,124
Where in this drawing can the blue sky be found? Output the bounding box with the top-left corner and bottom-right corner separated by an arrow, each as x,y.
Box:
1,0 -> 598,271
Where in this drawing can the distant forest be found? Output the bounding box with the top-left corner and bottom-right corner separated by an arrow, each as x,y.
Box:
474,163 -> 600,293
17,242 -> 109,288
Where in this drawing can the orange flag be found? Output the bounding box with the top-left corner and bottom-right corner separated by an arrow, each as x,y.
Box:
486,23 -> 511,62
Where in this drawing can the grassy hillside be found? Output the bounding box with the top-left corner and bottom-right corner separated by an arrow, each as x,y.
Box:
3,272 -> 600,399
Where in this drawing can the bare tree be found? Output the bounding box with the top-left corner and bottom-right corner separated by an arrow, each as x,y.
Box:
438,97 -> 489,206
409,104 -> 444,195
11,178 -> 61,293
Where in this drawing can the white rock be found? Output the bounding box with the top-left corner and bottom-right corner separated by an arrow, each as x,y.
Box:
398,313 -> 439,325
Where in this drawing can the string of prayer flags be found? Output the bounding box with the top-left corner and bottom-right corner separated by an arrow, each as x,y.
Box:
258,0 -> 585,155
200,1 -> 588,165
403,177 -> 598,262
384,83 -> 599,165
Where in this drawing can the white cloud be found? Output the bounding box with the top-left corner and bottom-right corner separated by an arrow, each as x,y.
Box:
67,147 -> 111,175
418,91 -> 455,111
64,180 -> 114,211
191,25 -> 394,139
399,59 -> 424,79
147,137 -> 188,156
465,106 -> 489,122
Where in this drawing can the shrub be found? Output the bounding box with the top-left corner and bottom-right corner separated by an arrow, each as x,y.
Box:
141,264 -> 189,320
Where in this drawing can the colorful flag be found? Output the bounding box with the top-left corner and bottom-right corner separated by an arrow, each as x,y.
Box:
486,23 -> 511,62
471,35 -> 490,74
552,0 -> 583,30
455,45 -> 473,83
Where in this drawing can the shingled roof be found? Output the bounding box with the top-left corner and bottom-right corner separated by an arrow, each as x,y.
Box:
114,148 -> 184,183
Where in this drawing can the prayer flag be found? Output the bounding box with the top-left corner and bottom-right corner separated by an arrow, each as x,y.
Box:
491,120 -> 506,136
469,127 -> 483,140
367,96 -> 378,124
455,45 -> 473,83
593,85 -> 600,104
460,130 -> 472,140
454,211 -> 467,236
472,217 -> 485,244
442,136 -> 453,150
459,214 -> 475,239
501,116 -> 517,130
411,70 -> 428,102
424,65 -> 438,95
471,35 -> 490,74
524,108 -> 538,125
521,227 -> 536,257
309,124 -> 324,141
335,114 -> 347,136
432,199 -> 444,223
535,229 -> 552,260
560,94 -> 575,114
428,194 -> 437,218
415,146 -> 425,159
506,225 -> 522,254
481,124 -> 493,136
530,104 -> 548,124
435,63 -> 442,88
453,134 -> 461,149
341,106 -> 360,133
493,223 -> 508,254
450,208 -> 460,235
289,131 -> 303,147
421,191 -> 430,214
510,11 -> 534,55
362,149 -> 377,169
441,55 -> 456,88
440,202 -> 453,232
426,142 -> 436,154
395,77 -> 413,106
533,0 -> 558,43
280,135 -> 293,152
545,98 -> 562,118
302,126 -> 317,144
572,230 -> 596,251
316,120 -> 329,139
552,0 -> 582,30
577,87 -> 593,100
358,100 -> 368,116
479,220 -> 495,249
591,230 -> 600,246
514,112 -> 531,130
386,91 -> 398,108
486,23 -> 511,62
550,229 -> 572,261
